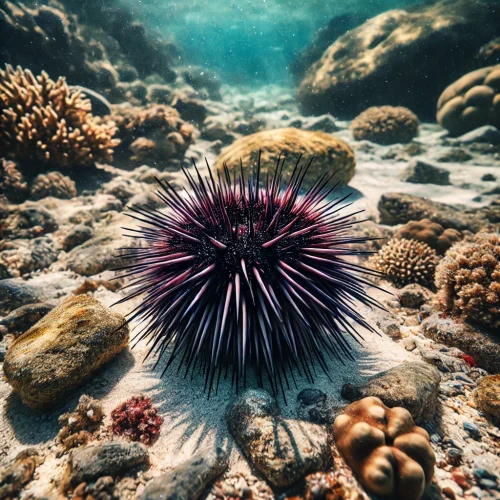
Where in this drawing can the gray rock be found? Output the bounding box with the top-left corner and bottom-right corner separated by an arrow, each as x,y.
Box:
0,302 -> 54,337
454,125 -> 500,145
341,362 -> 441,423
473,454 -> 500,480
226,389 -> 331,488
3,295 -> 129,409
402,159 -> 450,185
419,348 -> 468,373
304,114 -> 339,133
296,388 -> 344,425
0,279 -> 41,315
62,224 -> 94,251
137,446 -> 228,500
64,442 -> 149,487
421,314 -> 500,373
377,317 -> 401,340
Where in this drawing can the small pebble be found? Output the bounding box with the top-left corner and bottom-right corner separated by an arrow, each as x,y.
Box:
463,421 -> 483,440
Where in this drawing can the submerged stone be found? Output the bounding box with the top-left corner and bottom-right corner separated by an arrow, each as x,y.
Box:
3,295 -> 129,409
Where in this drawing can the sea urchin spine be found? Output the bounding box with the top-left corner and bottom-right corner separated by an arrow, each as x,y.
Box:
116,156 -> 382,397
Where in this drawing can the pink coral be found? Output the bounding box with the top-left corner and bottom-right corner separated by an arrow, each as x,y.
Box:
110,395 -> 163,445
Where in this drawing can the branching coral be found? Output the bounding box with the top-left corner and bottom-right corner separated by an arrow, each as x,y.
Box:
435,232 -> 500,330
0,65 -> 119,169
395,219 -> 462,255
351,106 -> 419,145
110,395 -> 163,445
58,395 -> 104,452
333,397 -> 435,500
372,238 -> 439,288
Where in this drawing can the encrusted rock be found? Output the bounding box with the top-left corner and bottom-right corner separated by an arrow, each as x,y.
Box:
137,447 -> 228,500
474,375 -> 500,419
421,313 -> 500,373
397,284 -> 432,309
378,193 -> 487,232
296,388 -> 345,425
226,389 -> 331,488
402,159 -> 450,185
63,442 -> 149,488
0,448 -> 42,499
341,362 -> 441,424
0,279 -> 41,315
3,295 -> 129,409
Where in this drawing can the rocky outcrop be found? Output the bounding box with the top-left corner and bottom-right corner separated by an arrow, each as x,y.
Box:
297,0 -> 500,119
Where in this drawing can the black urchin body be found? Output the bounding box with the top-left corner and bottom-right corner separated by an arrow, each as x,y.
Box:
116,157 -> 381,397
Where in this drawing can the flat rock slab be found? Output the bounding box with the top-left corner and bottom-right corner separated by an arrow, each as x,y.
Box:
137,446 -> 228,500
64,442 -> 149,487
226,389 -> 331,488
341,362 -> 441,424
3,295 -> 129,409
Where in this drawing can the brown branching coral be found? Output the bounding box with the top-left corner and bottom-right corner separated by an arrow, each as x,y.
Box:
372,238 -> 439,288
333,397 -> 435,500
351,106 -> 419,145
435,232 -> 500,330
0,65 -> 119,169
57,395 -> 104,452
395,219 -> 462,255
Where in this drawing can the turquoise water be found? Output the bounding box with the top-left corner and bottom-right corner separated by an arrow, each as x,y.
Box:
122,0 -> 423,85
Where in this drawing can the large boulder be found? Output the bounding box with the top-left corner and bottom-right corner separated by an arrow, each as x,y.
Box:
214,128 -> 355,188
297,0 -> 500,120
3,295 -> 129,409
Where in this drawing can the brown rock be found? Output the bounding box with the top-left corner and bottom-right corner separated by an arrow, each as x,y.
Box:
474,375 -> 500,419
3,295 -> 129,409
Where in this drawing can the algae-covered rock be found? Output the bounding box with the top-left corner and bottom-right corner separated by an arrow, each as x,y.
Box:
3,295 -> 129,409
474,375 -> 500,419
214,128 -> 355,188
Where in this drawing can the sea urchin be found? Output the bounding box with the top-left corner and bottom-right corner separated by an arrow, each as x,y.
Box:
116,156 -> 382,397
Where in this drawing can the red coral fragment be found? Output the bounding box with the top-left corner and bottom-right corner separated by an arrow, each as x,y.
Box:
110,395 -> 163,445
461,354 -> 477,367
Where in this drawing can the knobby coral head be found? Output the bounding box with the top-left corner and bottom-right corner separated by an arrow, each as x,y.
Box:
115,155 -> 383,397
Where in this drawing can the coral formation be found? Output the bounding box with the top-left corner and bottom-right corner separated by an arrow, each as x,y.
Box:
394,219 -> 462,255
435,232 -> 500,330
372,238 -> 439,288
351,106 -> 419,145
0,159 -> 28,202
30,172 -> 77,200
297,0 -> 500,119
478,38 -> 500,65
214,128 -> 356,188
437,65 -> 500,136
333,397 -> 435,500
0,65 -> 119,169
58,395 -> 104,451
110,104 -> 195,167
117,158 -> 380,396
110,395 -> 163,445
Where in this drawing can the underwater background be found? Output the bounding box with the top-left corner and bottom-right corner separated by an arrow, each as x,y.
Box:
1,0 -> 500,498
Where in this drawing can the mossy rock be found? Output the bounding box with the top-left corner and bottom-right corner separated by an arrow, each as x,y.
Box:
3,295 -> 129,409
214,128 -> 355,188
